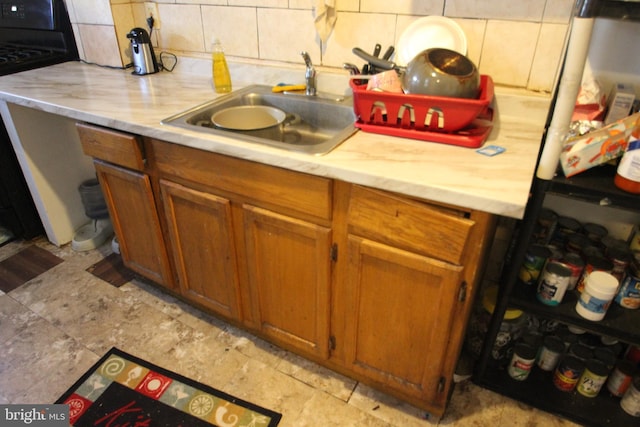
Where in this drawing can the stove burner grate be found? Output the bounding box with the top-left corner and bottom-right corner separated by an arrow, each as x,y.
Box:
0,44 -> 57,66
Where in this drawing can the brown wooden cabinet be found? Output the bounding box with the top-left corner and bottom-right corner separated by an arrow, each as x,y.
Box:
243,204 -> 332,358
330,184 -> 496,416
342,235 -> 464,407
77,123 -> 173,288
151,139 -> 334,358
159,179 -> 242,320
77,125 -> 497,418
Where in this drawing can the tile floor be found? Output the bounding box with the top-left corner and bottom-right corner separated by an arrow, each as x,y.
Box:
0,236 -> 581,426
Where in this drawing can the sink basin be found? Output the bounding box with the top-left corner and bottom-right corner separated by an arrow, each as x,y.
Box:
161,84 -> 357,155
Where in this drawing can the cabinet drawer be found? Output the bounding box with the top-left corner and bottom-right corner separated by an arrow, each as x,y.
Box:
347,185 -> 475,264
77,123 -> 145,171
151,139 -> 332,220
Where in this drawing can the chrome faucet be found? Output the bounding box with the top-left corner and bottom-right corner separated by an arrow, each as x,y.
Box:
300,51 -> 317,96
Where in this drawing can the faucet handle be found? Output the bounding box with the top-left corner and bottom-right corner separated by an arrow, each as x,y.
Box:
301,51 -> 313,68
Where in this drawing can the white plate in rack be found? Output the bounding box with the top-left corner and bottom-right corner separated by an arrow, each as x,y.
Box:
396,16 -> 468,66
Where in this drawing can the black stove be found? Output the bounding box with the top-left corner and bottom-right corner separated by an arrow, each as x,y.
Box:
0,0 -> 78,75
0,0 -> 78,243
0,43 -> 54,63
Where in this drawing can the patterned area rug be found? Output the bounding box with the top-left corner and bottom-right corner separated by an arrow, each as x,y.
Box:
56,347 -> 282,427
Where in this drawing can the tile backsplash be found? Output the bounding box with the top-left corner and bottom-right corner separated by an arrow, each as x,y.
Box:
65,0 -> 577,92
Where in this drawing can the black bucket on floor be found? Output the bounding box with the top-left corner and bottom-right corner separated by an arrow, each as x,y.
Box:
78,179 -> 109,219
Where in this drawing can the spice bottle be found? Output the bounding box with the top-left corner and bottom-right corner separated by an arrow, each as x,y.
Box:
614,140 -> 640,194
211,38 -> 232,93
508,343 -> 537,381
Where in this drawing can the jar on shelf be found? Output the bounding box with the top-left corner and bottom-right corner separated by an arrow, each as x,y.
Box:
576,359 -> 610,398
465,286 -> 526,366
621,377 -> 640,417
607,360 -> 636,397
614,139 -> 640,194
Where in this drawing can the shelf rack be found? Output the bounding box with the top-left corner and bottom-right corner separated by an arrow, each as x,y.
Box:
472,1 -> 640,425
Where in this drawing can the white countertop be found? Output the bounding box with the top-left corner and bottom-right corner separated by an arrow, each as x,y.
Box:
0,59 -> 551,219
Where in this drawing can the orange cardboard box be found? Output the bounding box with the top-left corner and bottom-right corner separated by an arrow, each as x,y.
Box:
560,112 -> 640,177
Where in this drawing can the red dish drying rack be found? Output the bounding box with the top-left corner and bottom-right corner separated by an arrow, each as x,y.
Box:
350,75 -> 495,148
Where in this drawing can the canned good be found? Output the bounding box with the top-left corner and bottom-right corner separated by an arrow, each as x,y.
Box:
576,255 -> 614,293
594,347 -> 617,370
566,233 -> 591,255
508,343 -> 537,381
621,377 -> 640,417
519,244 -> 551,285
556,327 -> 580,351
583,246 -> 604,258
570,343 -> 594,361
602,237 -> 629,253
562,252 -> 585,290
546,244 -> 564,261
521,332 -> 543,351
583,223 -> 608,243
554,355 -> 585,392
465,286 -> 526,365
554,216 -> 582,244
626,345 -> 640,364
607,246 -> 631,283
537,335 -> 565,371
533,208 -> 558,244
607,360 -> 636,397
630,227 -> 640,251
536,261 -> 572,306
577,359 -> 609,397
615,261 -> 640,309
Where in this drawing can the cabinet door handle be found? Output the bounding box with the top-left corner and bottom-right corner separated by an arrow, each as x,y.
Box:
458,281 -> 468,302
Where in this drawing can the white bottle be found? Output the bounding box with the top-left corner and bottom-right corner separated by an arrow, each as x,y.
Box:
212,38 -> 232,93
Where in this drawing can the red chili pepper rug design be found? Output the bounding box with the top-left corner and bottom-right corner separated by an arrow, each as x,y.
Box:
56,347 -> 282,427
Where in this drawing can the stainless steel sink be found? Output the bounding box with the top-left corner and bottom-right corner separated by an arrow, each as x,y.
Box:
161,84 -> 357,155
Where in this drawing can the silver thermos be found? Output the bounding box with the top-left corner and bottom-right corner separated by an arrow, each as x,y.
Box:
127,28 -> 159,75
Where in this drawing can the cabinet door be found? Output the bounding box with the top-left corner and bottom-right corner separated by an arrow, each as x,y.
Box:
343,235 -> 463,405
243,204 -> 332,358
94,161 -> 173,287
160,180 -> 242,320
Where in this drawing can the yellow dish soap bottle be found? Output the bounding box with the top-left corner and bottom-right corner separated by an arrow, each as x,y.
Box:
212,38 -> 232,93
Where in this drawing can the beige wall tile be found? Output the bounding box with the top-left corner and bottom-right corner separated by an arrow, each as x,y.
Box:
360,0 -> 444,15
543,0 -> 575,23
480,20 -> 540,87
289,0 -> 313,9
322,12 -> 396,69
257,8 -> 317,63
64,0 -> 77,23
202,6 -> 259,58
454,18 -> 487,69
77,24 -> 123,67
180,0 -> 227,4
529,23 -> 568,92
445,0 -> 546,22
71,23 -> 85,58
111,4 -> 136,66
336,0 -> 359,12
81,0 -> 578,92
71,0 -> 113,25
157,4 -> 205,52
229,0 -> 288,7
